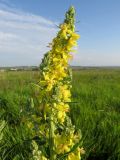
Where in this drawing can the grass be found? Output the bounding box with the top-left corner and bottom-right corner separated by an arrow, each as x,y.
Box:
0,68 -> 120,159
71,69 -> 120,160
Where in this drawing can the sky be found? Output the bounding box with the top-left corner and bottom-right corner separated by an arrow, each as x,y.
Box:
0,0 -> 120,67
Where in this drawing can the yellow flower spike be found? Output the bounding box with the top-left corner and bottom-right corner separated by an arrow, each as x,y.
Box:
33,6 -> 82,160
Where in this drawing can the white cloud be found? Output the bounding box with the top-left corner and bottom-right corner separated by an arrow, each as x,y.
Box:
1,3 -> 119,67
0,9 -> 55,26
0,32 -> 18,41
0,4 -> 58,66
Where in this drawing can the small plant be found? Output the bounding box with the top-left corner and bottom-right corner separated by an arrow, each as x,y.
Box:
30,6 -> 83,160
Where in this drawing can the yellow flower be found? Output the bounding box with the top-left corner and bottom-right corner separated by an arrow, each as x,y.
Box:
53,57 -> 59,62
56,103 -> 69,112
55,65 -> 67,79
67,29 -> 73,35
57,111 -> 66,123
58,144 -> 70,153
68,152 -> 81,160
55,134 -> 71,154
68,37 -> 77,47
59,85 -> 71,102
72,32 -> 80,40
41,156 -> 47,160
42,72 -> 56,91
60,23 -> 68,31
62,30 -> 68,39
46,82 -> 53,91
62,53 -> 69,62
79,147 -> 85,155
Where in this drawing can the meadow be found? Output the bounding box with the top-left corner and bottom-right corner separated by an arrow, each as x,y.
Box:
0,68 -> 120,160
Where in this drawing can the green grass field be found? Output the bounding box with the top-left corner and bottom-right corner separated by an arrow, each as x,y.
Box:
0,68 -> 120,160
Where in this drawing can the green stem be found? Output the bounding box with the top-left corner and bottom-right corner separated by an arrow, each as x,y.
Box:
49,109 -> 56,160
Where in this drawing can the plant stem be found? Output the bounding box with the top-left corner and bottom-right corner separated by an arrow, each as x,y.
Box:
49,109 -> 56,160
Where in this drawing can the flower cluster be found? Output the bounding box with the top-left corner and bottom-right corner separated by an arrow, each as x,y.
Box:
30,6 -> 84,160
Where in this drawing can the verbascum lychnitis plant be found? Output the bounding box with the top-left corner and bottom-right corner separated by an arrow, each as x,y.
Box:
30,6 -> 84,160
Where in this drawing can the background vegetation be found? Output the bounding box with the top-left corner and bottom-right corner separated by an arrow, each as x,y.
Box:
0,68 -> 120,160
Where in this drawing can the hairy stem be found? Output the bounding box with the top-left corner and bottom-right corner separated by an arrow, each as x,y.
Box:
49,109 -> 56,160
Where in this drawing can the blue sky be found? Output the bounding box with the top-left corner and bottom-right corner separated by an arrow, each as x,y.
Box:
0,0 -> 120,66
